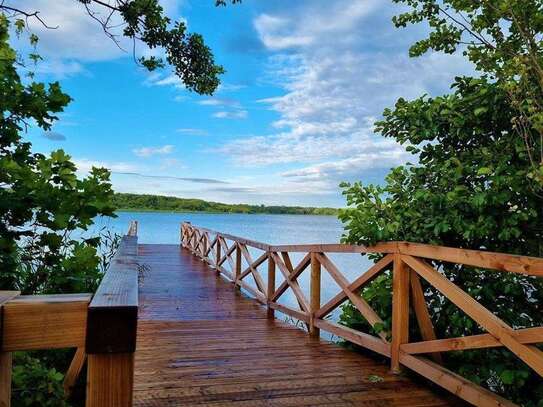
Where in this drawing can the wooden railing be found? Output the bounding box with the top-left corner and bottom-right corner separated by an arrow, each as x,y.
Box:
181,222 -> 543,407
0,221 -> 139,407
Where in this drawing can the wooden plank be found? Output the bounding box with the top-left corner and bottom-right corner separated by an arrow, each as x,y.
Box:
398,242 -> 543,277
400,353 -> 516,407
215,235 -> 221,271
238,252 -> 267,281
269,242 -> 399,254
218,237 -> 236,272
267,254 -> 275,319
316,253 -> 388,342
0,291 -> 18,407
2,294 -> 91,351
391,254 -> 410,373
235,279 -> 267,304
181,224 -> 271,251
271,252 -> 310,313
314,319 -> 390,357
404,254 -> 543,377
133,242 -> 460,407
410,271 -> 442,363
310,253 -> 321,338
315,254 -> 393,319
87,353 -> 134,407
86,234 -> 138,354
235,243 -> 242,286
271,253 -> 311,302
239,244 -> 266,294
402,326 -> 543,355
63,347 -> 87,397
268,302 -> 310,323
0,352 -> 11,407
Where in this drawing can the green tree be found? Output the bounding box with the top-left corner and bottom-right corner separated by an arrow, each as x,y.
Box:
339,2 -> 543,405
1,1 -> 237,404
392,0 -> 543,185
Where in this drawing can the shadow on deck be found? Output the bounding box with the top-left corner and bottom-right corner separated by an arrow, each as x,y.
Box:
133,244 -> 461,407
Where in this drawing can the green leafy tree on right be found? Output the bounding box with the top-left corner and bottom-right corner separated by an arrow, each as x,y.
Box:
339,2 -> 543,405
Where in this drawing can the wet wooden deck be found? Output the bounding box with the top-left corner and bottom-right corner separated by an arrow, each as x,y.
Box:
132,244 -> 461,406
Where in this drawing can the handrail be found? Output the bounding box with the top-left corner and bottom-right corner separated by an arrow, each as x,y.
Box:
181,222 -> 543,407
0,222 -> 139,407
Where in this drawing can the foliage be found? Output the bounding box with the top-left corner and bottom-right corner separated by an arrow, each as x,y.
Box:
392,0 -> 543,186
340,2 -> 543,404
1,0 -> 235,404
11,352 -> 69,407
0,17 -> 116,294
112,192 -> 338,215
339,76 -> 543,405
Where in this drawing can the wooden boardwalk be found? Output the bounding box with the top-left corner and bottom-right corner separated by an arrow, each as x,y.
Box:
133,244 -> 461,406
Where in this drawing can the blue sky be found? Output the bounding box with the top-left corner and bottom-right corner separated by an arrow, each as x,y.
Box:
17,0 -> 472,207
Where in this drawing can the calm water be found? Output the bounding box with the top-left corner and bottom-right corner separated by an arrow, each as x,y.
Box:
95,211 -> 373,322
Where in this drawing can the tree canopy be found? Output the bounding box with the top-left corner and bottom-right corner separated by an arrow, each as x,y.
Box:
0,1 -> 237,403
340,2 -> 543,405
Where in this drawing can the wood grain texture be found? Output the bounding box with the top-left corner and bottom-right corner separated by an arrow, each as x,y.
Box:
64,347 -> 87,397
0,290 -> 19,407
86,235 -> 138,354
132,244 -> 461,407
391,254 -> 410,373
2,294 -> 91,351
0,351 -> 11,407
87,353 -> 134,407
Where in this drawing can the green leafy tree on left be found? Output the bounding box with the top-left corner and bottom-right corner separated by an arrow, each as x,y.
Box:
0,15 -> 116,293
1,0 -> 237,294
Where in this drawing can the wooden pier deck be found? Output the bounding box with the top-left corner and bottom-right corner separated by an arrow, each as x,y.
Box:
132,244 -> 459,406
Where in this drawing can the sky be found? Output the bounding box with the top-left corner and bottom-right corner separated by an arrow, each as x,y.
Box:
15,0 -> 473,207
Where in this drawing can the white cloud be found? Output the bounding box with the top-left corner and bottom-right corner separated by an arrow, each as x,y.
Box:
176,128 -> 208,136
8,0 -> 185,67
219,0 -> 474,187
132,145 -> 175,157
198,97 -> 241,107
145,73 -> 186,89
74,158 -> 139,174
213,110 -> 248,119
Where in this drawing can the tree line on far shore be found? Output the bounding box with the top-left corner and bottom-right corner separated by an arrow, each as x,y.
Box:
112,192 -> 338,215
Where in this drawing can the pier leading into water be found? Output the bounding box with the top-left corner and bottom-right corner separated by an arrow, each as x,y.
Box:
2,221 -> 542,406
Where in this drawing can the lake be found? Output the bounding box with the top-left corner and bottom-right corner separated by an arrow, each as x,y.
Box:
95,211 -> 374,323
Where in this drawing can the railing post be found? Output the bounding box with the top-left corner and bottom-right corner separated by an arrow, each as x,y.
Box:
85,233 -> 138,407
0,352 -> 11,407
215,235 -> 221,272
310,252 -> 321,338
391,253 -> 410,373
235,243 -> 242,288
202,234 -> 208,262
267,253 -> 275,319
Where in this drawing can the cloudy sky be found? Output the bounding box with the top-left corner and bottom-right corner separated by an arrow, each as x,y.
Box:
16,0 -> 472,207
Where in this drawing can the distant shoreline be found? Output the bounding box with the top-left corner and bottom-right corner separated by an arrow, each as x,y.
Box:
115,208 -> 338,216
112,193 -> 339,216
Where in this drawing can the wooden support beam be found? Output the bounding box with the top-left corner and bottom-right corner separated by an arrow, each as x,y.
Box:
404,254 -> 543,377
409,271 -> 442,363
0,291 -> 20,407
267,254 -> 275,319
402,326 -> 543,355
2,294 -> 91,351
316,253 -> 388,342
215,236 -> 221,272
63,347 -> 86,398
86,353 -> 134,407
235,243 -> 242,288
391,254 -> 410,373
0,352 -> 11,407
310,253 -> 321,338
